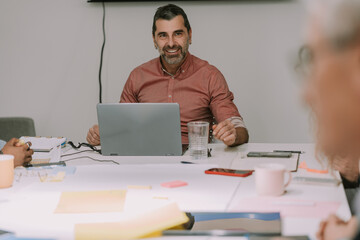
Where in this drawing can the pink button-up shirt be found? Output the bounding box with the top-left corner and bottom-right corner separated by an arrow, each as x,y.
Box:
120,52 -> 244,143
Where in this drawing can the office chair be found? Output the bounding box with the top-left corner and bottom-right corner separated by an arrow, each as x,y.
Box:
0,117 -> 36,141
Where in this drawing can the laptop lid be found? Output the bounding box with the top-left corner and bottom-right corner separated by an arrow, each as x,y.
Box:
97,103 -> 182,156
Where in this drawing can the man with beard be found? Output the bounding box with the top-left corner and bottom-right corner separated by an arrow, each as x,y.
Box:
87,4 -> 248,147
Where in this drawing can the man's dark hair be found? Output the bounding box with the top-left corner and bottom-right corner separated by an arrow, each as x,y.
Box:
152,4 -> 191,36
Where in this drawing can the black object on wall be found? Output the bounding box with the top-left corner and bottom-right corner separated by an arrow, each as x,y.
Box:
88,0 -> 289,2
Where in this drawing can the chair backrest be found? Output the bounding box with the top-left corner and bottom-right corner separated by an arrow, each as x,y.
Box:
0,117 -> 36,141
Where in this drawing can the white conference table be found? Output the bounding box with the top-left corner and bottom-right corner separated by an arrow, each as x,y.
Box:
0,143 -> 351,240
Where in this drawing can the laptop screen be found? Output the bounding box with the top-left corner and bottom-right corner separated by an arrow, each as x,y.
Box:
97,103 -> 182,156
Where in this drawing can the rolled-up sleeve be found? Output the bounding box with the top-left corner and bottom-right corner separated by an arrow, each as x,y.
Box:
227,116 -> 246,129
208,69 -> 245,128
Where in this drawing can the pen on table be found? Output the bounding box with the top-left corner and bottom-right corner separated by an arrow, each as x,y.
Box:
181,161 -> 195,164
273,150 -> 305,154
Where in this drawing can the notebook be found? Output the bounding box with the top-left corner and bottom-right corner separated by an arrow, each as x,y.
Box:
20,136 -> 66,152
20,136 -> 66,164
190,212 -> 281,234
97,103 -> 182,156
164,212 -> 281,236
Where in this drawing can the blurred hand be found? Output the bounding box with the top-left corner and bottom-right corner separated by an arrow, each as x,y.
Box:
2,138 -> 33,167
317,215 -> 358,240
212,119 -> 237,146
86,124 -> 100,146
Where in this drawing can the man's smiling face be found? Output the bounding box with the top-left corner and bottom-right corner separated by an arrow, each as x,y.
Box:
153,15 -> 192,65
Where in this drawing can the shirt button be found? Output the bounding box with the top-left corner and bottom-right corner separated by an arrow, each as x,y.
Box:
168,95 -> 172,98
182,70 -> 185,73
171,77 -> 174,79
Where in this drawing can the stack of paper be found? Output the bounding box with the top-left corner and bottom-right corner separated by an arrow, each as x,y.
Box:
20,136 -> 66,164
20,136 -> 66,151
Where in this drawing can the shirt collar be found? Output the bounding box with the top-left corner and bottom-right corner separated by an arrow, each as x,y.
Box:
158,52 -> 193,77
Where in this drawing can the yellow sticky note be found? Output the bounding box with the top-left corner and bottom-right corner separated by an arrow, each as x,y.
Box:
54,190 -> 127,214
153,196 -> 169,200
75,202 -> 189,240
39,171 -> 65,182
50,171 -> 66,182
127,185 -> 152,190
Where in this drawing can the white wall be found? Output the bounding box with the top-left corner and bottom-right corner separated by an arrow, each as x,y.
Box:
0,0 -> 313,143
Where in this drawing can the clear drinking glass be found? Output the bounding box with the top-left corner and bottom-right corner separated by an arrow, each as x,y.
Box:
187,121 -> 209,159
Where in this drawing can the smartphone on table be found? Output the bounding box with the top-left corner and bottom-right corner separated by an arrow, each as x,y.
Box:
205,168 -> 253,177
247,152 -> 292,158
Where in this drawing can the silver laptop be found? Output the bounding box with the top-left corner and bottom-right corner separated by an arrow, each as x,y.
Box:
97,103 -> 182,156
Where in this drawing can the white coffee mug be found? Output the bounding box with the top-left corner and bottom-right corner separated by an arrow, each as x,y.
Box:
0,154 -> 14,189
255,163 -> 292,196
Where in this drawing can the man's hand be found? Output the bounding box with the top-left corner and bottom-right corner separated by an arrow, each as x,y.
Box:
212,120 -> 249,147
86,125 -> 100,146
2,138 -> 33,167
317,215 -> 358,240
212,120 -> 238,146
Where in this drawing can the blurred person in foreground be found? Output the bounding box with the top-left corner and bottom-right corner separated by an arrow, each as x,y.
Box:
299,0 -> 360,239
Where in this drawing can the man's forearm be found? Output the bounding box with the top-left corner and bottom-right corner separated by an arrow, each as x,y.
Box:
230,127 -> 249,147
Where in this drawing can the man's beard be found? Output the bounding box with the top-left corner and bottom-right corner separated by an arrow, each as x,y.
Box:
156,39 -> 189,65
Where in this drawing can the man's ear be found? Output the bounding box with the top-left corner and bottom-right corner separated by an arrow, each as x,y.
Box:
189,28 -> 192,45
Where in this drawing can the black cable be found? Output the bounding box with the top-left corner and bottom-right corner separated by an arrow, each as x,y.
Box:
61,150 -> 96,158
62,156 -> 120,165
98,1 -> 106,103
63,141 -> 118,165
67,141 -> 101,154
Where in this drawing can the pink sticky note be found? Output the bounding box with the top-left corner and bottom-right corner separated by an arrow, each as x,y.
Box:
161,180 -> 188,188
